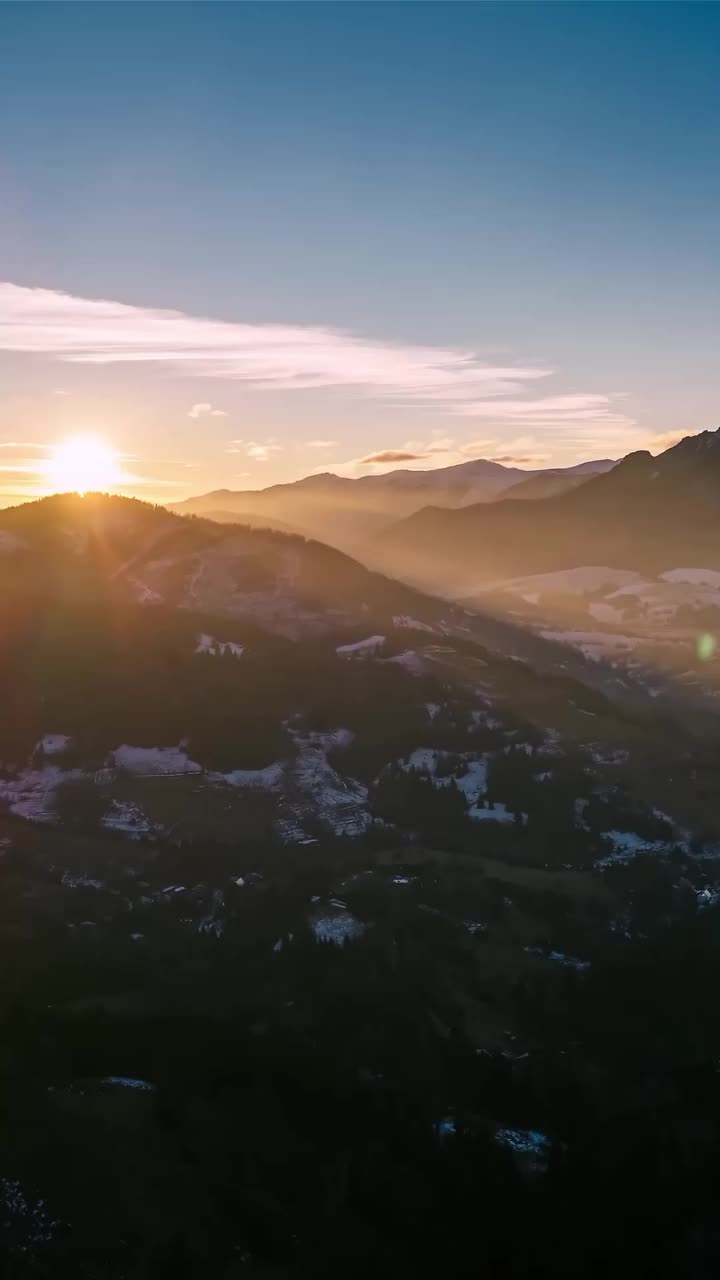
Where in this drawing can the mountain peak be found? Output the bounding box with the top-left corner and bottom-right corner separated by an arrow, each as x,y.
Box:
667,427 -> 720,457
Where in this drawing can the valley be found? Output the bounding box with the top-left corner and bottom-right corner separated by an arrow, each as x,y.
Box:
1,490 -> 720,1274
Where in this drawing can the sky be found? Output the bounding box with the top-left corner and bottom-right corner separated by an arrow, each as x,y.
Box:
0,1 -> 718,504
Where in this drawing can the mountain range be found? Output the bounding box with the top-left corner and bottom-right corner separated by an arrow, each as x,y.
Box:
369,430 -> 720,594
170,455 -> 616,550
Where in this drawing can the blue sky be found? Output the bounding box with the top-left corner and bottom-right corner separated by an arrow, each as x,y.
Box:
0,1 -> 718,501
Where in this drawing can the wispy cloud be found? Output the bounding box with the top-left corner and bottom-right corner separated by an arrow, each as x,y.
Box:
0,440 -> 49,450
451,393 -> 632,427
247,444 -> 281,462
226,438 -> 283,463
305,438 -> 339,448
315,431 -> 571,479
0,463 -> 46,475
493,454 -> 549,465
458,438 -> 496,455
360,449 -> 428,464
0,282 -> 578,415
188,402 -> 227,419
425,437 -> 457,454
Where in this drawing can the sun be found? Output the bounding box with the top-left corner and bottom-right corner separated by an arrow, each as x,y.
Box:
44,436 -> 123,496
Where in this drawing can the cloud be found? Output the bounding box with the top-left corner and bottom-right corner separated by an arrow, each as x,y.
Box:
188,402 -> 227,419
0,282 -> 561,412
227,438 -> 284,463
451,393 -> 632,428
458,438 -> 496,455
425,437 -> 456,454
492,454 -> 549,465
359,449 -> 428,464
0,284 -> 640,470
305,438 -> 339,448
320,434 -> 535,478
0,440 -> 49,450
247,445 -> 278,462
646,427 -> 702,454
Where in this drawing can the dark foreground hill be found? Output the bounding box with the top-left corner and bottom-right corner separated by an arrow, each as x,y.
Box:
0,491 -> 457,638
2,491 -> 720,1276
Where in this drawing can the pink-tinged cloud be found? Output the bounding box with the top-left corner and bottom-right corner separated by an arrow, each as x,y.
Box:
359,449 -> 429,464
452,394 -> 633,426
188,402 -> 227,419
0,282 -> 556,410
230,439 -> 285,462
0,441 -> 49,449
492,454 -> 549,465
458,438 -> 496,455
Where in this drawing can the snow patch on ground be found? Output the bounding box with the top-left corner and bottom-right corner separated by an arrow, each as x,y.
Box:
393,615 -> 435,633
540,629 -> 640,662
195,632 -> 244,657
495,1128 -> 550,1168
488,567 -> 643,597
595,829 -> 671,865
400,748 -> 488,805
469,801 -> 517,824
112,745 -> 203,776
37,734 -> 72,757
129,576 -> 163,605
525,946 -> 590,971
100,1076 -> 155,1091
589,601 -> 625,624
379,649 -> 424,675
336,634 -> 385,656
661,567 -> 720,587
471,708 -> 504,731
435,1117 -> 456,1139
604,573 -> 720,622
401,747 -> 441,773
590,746 -> 629,766
0,765 -> 85,822
216,761 -> 285,790
453,761 -> 489,805
62,872 -> 105,890
397,747 -> 514,821
102,800 -> 151,838
283,728 -> 370,839
311,911 -> 366,946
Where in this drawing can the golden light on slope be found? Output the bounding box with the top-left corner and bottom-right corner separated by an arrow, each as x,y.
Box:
43,436 -> 122,495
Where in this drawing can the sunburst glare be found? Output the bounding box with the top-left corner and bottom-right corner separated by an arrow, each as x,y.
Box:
43,436 -> 123,496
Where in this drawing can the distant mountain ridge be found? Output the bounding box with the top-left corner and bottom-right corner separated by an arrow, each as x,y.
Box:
369,429 -> 720,593
169,455 -> 617,550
